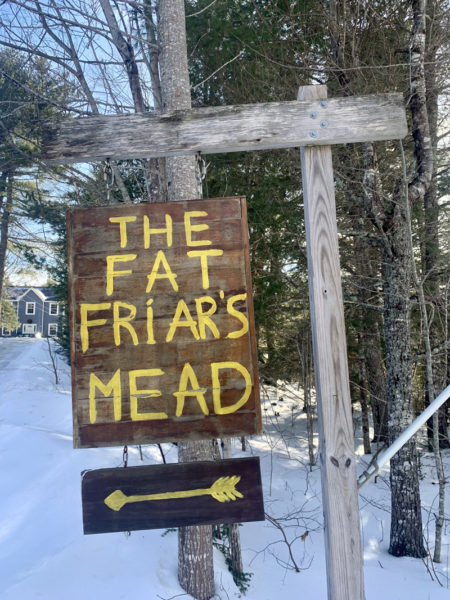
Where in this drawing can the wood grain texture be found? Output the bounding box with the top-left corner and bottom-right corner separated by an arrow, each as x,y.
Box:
42,93 -> 407,163
67,197 -> 261,448
82,457 -> 264,534
299,85 -> 364,600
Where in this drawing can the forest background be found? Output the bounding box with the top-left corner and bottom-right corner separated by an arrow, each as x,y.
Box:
0,1 -> 449,598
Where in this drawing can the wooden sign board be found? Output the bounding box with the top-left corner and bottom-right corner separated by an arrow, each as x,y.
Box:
82,457 -> 264,534
67,197 -> 261,448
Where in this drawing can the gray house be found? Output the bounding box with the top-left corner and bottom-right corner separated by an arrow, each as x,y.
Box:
1,287 -> 61,337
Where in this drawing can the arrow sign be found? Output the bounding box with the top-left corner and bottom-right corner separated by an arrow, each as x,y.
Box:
82,457 -> 264,534
104,475 -> 243,511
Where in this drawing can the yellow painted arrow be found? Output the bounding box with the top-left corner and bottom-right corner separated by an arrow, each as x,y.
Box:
104,475 -> 243,512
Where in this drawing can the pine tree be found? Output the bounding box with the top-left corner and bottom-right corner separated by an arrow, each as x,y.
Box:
0,295 -> 20,333
0,48 -> 71,300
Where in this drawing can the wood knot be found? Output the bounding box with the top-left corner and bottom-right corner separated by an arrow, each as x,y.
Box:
330,456 -> 351,468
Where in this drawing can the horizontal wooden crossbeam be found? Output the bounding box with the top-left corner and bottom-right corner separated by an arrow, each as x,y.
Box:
42,93 -> 407,163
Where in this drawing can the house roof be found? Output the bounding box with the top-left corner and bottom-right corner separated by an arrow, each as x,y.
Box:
6,286 -> 58,302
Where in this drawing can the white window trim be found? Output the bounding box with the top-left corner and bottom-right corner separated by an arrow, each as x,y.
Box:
25,302 -> 36,315
48,323 -> 58,337
22,323 -> 37,334
49,302 -> 59,316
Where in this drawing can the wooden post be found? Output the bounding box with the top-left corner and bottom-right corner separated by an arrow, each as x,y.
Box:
298,85 -> 365,600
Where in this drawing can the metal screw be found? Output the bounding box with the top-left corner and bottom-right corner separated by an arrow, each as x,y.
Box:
320,100 -> 328,108
320,120 -> 328,128
310,111 -> 318,119
310,130 -> 318,138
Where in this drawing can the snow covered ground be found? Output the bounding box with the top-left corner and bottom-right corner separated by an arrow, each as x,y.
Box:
0,338 -> 448,599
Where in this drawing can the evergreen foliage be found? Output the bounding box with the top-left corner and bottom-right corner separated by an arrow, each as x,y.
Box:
0,295 -> 20,333
212,524 -> 252,594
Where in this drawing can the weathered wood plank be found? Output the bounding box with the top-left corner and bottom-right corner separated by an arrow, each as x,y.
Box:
77,412 -> 261,447
82,457 -> 264,534
67,196 -> 261,448
42,93 -> 407,163
299,85 -> 364,600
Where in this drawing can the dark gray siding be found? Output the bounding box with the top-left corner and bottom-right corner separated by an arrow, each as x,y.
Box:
17,289 -> 43,335
1,287 -> 61,337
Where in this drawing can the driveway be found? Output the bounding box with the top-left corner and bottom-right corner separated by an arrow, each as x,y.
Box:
0,337 -> 39,373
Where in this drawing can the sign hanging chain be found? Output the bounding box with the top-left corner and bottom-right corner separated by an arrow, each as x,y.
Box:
122,445 -> 131,537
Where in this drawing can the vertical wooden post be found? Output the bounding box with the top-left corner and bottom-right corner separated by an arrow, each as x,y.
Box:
298,85 -> 365,600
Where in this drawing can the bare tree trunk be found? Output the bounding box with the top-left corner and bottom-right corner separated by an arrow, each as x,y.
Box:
365,324 -> 388,445
176,443 -> 214,600
0,172 -> 13,303
360,144 -> 388,445
298,335 -> 315,467
157,1 -> 214,598
385,253 -> 426,557
222,438 -> 244,579
402,1 -> 447,554
158,0 -> 201,200
384,218 -> 426,557
358,335 -> 371,454
386,0 -> 435,559
0,171 -> 7,214
304,379 -> 316,467
408,0 -> 434,204
445,280 -> 450,390
143,0 -> 167,198
402,139 -> 445,562
228,524 -> 244,578
422,0 -> 449,449
99,0 -> 163,202
384,2 -> 432,549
